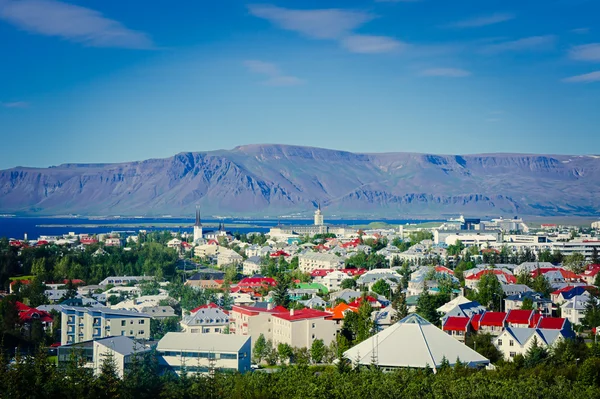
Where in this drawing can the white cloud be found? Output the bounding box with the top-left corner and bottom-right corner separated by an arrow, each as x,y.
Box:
569,43 -> 600,62
248,4 -> 400,55
562,71 -> 600,83
243,60 -> 282,76
0,0 -> 153,49
571,28 -> 590,34
480,35 -> 555,54
264,76 -> 305,86
243,60 -> 305,86
446,13 -> 515,29
419,68 -> 471,77
341,35 -> 404,53
248,5 -> 373,39
1,101 -> 29,108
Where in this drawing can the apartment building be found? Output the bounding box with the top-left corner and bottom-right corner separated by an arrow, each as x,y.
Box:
298,253 -> 344,273
271,309 -> 337,348
157,332 -> 251,375
61,306 -> 151,345
229,305 -> 283,345
180,307 -> 230,334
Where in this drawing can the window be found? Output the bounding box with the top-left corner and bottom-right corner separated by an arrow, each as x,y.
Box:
509,340 -> 514,347
121,331 -> 125,336
497,339 -> 503,346
129,330 -> 133,335
138,330 -> 144,335
509,352 -> 516,358
221,353 -> 237,360
121,320 -> 126,327
312,323 -> 316,328
139,320 -> 145,324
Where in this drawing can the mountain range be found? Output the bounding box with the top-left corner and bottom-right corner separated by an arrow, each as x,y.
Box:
1,144 -> 599,218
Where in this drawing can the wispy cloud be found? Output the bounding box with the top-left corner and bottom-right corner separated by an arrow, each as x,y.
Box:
341,35 -> 404,54
446,13 -> 515,29
480,35 -> 556,54
0,0 -> 153,49
1,101 -> 29,108
569,43 -> 600,62
419,68 -> 471,77
562,71 -> 600,83
248,5 -> 373,39
243,60 -> 305,86
248,4 -> 400,54
571,28 -> 590,34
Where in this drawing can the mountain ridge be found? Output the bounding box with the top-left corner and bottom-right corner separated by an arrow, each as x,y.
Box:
1,145 -> 599,217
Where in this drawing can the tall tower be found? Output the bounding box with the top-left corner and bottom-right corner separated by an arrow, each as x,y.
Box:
314,203 -> 324,226
194,206 -> 203,242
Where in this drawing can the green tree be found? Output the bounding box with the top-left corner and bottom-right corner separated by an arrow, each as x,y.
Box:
341,278 -> 357,290
475,273 -> 504,311
582,297 -> 600,329
466,333 -> 502,363
532,273 -> 553,298
416,290 -> 443,326
391,291 -> 409,322
272,273 -> 292,308
253,333 -> 267,364
277,343 -> 293,365
564,252 -> 586,274
310,339 -> 326,364
524,336 -> 549,368
371,279 -> 391,297
521,297 -> 534,310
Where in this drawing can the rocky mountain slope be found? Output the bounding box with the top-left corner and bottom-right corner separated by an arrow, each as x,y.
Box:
1,144 -> 599,217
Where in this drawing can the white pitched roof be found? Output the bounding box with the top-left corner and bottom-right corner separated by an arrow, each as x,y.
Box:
437,295 -> 472,313
344,314 -> 489,371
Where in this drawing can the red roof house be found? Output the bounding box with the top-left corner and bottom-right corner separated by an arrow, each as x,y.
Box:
506,309 -> 534,328
536,317 -> 570,330
478,311 -> 507,335
237,277 -> 277,289
442,316 -> 472,341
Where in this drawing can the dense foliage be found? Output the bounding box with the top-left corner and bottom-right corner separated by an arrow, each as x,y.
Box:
3,345 -> 600,399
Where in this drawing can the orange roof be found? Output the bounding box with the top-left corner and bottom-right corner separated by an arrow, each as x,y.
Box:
326,303 -> 358,320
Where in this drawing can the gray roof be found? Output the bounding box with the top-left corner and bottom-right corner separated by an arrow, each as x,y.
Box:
95,336 -> 151,356
344,314 -> 489,370
157,332 -> 250,353
181,308 -> 229,326
503,327 -> 569,346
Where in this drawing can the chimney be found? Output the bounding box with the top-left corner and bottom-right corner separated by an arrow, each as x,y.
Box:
290,309 -> 295,316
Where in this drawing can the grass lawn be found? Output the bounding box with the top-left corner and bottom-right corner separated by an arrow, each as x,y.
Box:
9,275 -> 35,281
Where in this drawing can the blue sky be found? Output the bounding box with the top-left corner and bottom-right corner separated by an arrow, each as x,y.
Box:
1,0 -> 599,169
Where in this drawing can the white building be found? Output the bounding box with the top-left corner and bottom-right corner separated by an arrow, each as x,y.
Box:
560,295 -> 592,326
592,221 -> 600,230
298,252 -> 344,273
271,308 -> 337,349
217,248 -> 243,267
194,207 -> 203,242
180,307 -> 230,334
242,256 -> 262,276
494,327 -> 571,361
157,332 -> 251,374
61,306 -> 151,345
98,276 -> 153,287
344,314 -> 489,371
316,270 -> 352,291
314,205 -> 324,226
93,336 -> 152,378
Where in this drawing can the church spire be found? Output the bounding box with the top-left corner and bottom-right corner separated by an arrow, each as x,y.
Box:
195,205 -> 202,227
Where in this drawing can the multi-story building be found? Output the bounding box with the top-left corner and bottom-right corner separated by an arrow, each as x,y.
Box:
180,307 -> 230,334
271,309 -> 337,348
229,305 -> 282,346
98,276 -> 153,287
60,306 -> 151,345
157,332 -> 251,375
217,248 -> 243,267
494,327 -> 573,361
298,252 -> 344,273
92,336 -> 152,378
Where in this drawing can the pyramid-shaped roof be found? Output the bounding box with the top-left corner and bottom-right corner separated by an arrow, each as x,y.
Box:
343,314 -> 489,371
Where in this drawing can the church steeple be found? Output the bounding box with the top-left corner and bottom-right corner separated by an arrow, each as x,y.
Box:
193,205 -> 203,242
195,205 -> 202,227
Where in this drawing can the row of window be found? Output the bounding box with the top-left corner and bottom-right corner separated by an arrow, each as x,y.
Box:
159,351 -> 238,360
497,339 -> 514,347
